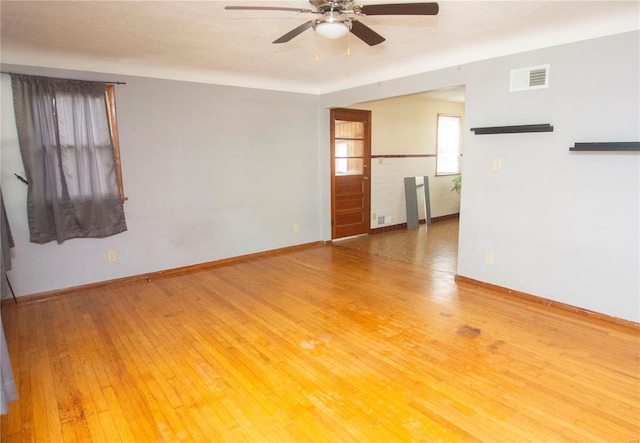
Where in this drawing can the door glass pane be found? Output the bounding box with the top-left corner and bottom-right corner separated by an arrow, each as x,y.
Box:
335,158 -> 363,175
335,120 -> 364,139
335,139 -> 364,175
335,140 -> 363,157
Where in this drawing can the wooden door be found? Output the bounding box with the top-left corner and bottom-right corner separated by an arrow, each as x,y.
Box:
330,108 -> 371,239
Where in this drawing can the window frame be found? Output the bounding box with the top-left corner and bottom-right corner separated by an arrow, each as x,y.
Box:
435,113 -> 463,176
105,84 -> 127,201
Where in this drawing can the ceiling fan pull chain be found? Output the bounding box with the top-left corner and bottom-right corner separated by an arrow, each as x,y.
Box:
347,32 -> 351,56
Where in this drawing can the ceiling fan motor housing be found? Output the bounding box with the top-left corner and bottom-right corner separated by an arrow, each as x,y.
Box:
315,0 -> 355,12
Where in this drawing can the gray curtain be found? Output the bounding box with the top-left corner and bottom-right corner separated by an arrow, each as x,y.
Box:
1,189 -> 14,300
11,74 -> 127,244
0,316 -> 16,415
1,189 -> 17,414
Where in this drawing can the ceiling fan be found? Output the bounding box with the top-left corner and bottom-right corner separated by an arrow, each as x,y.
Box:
225,1 -> 439,46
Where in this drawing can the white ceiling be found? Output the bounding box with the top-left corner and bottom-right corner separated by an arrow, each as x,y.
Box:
1,1 -> 638,94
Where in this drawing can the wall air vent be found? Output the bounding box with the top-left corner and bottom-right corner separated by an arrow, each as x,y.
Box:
510,64 -> 550,92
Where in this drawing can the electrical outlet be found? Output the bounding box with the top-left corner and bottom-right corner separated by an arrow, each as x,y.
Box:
108,250 -> 117,262
293,224 -> 299,233
372,212 -> 377,221
485,252 -> 494,265
492,157 -> 502,171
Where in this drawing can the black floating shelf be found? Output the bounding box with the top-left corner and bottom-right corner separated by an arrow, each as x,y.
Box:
569,142 -> 640,152
470,123 -> 554,135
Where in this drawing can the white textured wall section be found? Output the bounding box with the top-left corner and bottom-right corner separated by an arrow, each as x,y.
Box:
1,68 -> 322,297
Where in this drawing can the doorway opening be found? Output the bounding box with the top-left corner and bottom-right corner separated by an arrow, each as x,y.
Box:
330,85 -> 465,268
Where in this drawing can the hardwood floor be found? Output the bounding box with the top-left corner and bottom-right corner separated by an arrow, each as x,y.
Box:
333,218 -> 459,274
1,234 -> 639,441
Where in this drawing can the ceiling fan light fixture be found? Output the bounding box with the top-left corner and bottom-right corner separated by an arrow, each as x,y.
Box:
314,20 -> 350,39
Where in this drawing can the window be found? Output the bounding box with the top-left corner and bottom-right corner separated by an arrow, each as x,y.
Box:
436,114 -> 462,175
11,74 -> 127,244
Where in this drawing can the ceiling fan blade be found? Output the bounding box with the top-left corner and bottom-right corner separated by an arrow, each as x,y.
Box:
225,6 -> 314,13
273,20 -> 315,43
358,2 -> 439,15
349,20 -> 385,46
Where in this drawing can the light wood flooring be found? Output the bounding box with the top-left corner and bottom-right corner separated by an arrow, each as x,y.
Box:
333,219 -> 459,274
1,222 -> 639,442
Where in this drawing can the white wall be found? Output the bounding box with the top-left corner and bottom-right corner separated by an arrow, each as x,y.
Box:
322,31 -> 640,322
351,95 -> 464,226
1,68 -> 322,297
